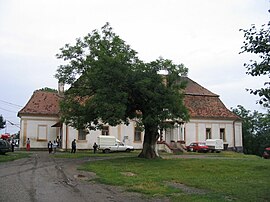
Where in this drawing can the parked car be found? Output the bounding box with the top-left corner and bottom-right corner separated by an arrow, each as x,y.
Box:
0,139 -> 11,154
262,147 -> 270,159
186,142 -> 209,153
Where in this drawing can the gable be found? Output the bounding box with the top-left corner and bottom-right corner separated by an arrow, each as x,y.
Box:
18,90 -> 61,117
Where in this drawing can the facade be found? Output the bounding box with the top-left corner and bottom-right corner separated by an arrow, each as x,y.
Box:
18,91 -> 61,149
181,77 -> 242,150
18,77 -> 242,151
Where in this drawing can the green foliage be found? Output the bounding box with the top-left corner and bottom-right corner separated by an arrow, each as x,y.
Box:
0,115 -> 6,129
240,20 -> 270,108
38,87 -> 58,93
55,23 -> 189,158
232,105 -> 270,156
80,153 -> 270,201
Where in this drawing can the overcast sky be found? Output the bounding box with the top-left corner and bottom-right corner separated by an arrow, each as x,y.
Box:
0,0 -> 269,134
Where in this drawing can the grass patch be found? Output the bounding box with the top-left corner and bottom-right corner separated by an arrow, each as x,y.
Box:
80,153 -> 270,201
53,150 -> 140,159
0,151 -> 30,162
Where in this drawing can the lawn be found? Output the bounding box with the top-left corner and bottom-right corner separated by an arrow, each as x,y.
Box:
79,151 -> 270,202
1,150 -> 268,201
0,151 -> 30,162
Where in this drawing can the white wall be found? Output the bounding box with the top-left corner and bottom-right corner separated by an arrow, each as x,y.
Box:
184,119 -> 242,148
63,121 -> 144,150
20,116 -> 242,151
234,121 -> 243,147
19,115 -> 59,149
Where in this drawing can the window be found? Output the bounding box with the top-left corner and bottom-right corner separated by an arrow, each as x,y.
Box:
220,128 -> 226,141
206,128 -> 211,139
78,129 -> 87,140
134,126 -> 142,142
101,126 -> 109,136
38,125 -> 47,140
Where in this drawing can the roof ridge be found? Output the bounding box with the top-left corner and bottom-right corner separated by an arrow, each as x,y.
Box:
183,77 -> 219,97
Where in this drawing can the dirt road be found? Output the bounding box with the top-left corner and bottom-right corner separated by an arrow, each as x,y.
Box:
0,151 -> 167,202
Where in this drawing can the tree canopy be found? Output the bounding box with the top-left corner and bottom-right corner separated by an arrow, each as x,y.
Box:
55,23 -> 189,158
0,115 -> 6,130
240,20 -> 270,108
232,105 -> 270,156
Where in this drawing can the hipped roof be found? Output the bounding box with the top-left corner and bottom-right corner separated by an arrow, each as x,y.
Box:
183,77 -> 239,120
18,77 -> 240,120
18,90 -> 61,117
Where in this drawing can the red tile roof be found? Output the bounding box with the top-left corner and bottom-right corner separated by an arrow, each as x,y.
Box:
18,90 -> 61,117
183,77 -> 240,120
18,77 -> 240,120
182,77 -> 218,96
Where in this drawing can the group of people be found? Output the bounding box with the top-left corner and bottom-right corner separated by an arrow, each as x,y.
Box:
48,137 -> 60,154
25,137 -> 99,154
48,140 -> 59,154
70,139 -> 98,154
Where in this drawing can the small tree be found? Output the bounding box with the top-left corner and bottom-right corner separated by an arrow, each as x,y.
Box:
0,115 -> 6,130
56,23 -> 189,159
240,19 -> 270,108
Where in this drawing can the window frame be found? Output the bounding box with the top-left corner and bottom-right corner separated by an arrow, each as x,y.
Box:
220,128 -> 226,142
101,126 -> 109,136
78,129 -> 87,140
134,126 -> 142,142
37,125 -> 47,141
206,128 -> 212,139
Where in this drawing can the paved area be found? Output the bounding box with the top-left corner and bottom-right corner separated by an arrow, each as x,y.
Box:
0,151 -> 168,202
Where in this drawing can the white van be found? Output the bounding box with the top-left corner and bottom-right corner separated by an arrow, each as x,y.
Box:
97,136 -> 134,153
205,139 -> 224,153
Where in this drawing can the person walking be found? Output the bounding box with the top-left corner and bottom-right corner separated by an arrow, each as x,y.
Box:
53,140 -> 57,154
26,138 -> 30,151
48,141 -> 53,154
71,139 -> 76,153
93,142 -> 98,154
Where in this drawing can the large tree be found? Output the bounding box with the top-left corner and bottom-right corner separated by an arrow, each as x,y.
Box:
240,20 -> 270,108
232,105 -> 270,156
55,23 -> 189,159
0,115 -> 6,130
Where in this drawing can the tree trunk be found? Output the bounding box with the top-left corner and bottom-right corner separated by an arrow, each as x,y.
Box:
138,124 -> 160,159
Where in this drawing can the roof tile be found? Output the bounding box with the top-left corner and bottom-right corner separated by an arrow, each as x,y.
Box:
18,77 -> 240,120
18,90 -> 61,116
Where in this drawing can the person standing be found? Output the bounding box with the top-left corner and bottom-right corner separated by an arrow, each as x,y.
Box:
48,141 -> 53,154
93,142 -> 98,154
53,140 -> 57,154
26,138 -> 30,151
11,139 -> 15,152
56,136 -> 60,148
71,139 -> 76,153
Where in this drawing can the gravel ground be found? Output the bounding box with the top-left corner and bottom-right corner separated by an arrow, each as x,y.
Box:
0,151 -> 169,202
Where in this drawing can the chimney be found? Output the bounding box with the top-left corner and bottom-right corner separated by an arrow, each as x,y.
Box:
58,82 -> 64,95
158,70 -> 168,87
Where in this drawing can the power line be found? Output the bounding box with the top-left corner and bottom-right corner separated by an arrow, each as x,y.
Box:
0,107 -> 18,113
0,99 -> 23,108
6,120 -> 20,128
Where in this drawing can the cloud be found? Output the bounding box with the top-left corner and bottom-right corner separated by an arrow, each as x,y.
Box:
0,0 -> 269,134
